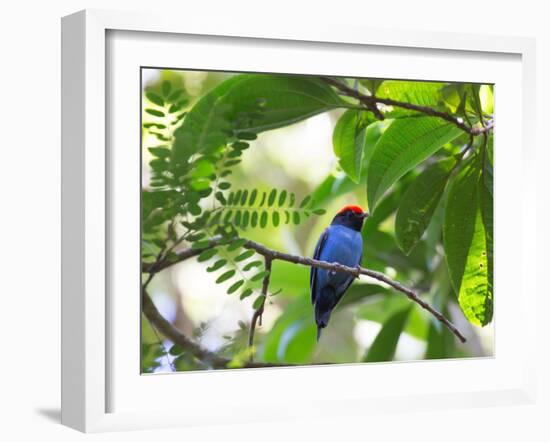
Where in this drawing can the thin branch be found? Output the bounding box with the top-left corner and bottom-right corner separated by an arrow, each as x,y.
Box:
141,287 -> 294,369
248,257 -> 272,360
245,240 -> 467,343
322,76 -> 385,120
142,236 -> 227,273
147,237 -> 467,343
320,76 -> 493,137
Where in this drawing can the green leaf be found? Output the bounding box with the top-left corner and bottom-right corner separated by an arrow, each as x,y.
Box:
241,210 -> 250,228
223,210 -> 233,224
243,261 -> 263,271
395,157 -> 455,254
360,78 -> 383,95
168,103 -> 181,114
259,211 -> 268,228
235,250 -> 255,262
197,248 -> 218,262
187,232 -> 206,242
292,211 -> 300,225
168,344 -> 184,356
191,239 -> 211,249
262,299 -> 317,363
161,80 -> 171,96
250,211 -> 258,227
188,204 -> 202,216
443,158 -> 493,326
480,85 -> 494,114
224,159 -> 241,167
284,210 -> 290,224
425,320 -> 454,360
146,91 -> 165,107
248,189 -> 258,206
251,270 -> 270,282
239,190 -> 249,206
377,80 -> 445,109
145,108 -> 165,117
206,259 -> 227,272
232,141 -> 249,150
172,74 -> 345,171
299,195 -> 311,208
214,192 -> 227,205
172,76 -> 245,167
216,270 -> 236,284
278,190 -> 287,207
168,89 -> 183,102
236,131 -> 257,140
148,147 -> 170,158
234,210 -> 242,226
220,75 -> 346,133
258,192 -> 267,207
332,109 -> 370,183
232,190 -> 242,206
272,211 -> 280,227
267,189 -> 277,207
367,116 -> 463,211
227,192 -> 235,205
252,295 -> 266,310
240,288 -> 254,299
227,238 -> 247,251
227,279 -> 245,294
363,306 -> 412,362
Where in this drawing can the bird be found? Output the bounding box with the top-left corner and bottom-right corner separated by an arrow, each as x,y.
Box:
310,205 -> 368,341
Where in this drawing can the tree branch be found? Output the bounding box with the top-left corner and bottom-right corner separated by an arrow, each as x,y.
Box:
141,287 -> 295,369
145,237 -> 467,343
247,256 -> 272,360
142,236 -> 228,273
320,76 -> 493,136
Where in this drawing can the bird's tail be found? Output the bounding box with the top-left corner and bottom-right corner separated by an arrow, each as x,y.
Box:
315,296 -> 333,342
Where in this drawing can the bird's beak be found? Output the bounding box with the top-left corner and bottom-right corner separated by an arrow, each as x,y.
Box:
361,212 -> 369,219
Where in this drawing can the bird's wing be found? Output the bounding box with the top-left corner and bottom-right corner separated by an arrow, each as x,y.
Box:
333,250 -> 363,307
310,228 -> 329,305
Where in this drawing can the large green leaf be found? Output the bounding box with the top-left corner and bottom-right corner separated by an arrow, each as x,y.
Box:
274,320 -> 317,364
332,110 -> 372,183
395,157 -> 456,254
221,75 -> 345,133
172,74 -> 345,171
377,80 -> 445,110
362,169 -> 415,236
363,306 -> 412,362
261,299 -> 316,363
367,116 -> 463,211
479,151 -> 494,318
443,157 -> 493,326
425,321 -> 454,359
172,76 -> 245,168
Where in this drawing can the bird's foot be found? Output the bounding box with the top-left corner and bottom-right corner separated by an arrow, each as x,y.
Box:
354,266 -> 361,278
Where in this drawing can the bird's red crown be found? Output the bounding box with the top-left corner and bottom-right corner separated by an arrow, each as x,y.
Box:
337,205 -> 364,215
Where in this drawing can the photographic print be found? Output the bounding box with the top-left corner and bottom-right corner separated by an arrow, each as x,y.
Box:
140,69 -> 494,373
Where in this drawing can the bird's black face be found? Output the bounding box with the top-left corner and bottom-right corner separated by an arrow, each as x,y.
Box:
331,209 -> 368,231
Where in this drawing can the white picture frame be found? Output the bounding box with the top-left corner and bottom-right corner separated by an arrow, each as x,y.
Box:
61,9 -> 537,433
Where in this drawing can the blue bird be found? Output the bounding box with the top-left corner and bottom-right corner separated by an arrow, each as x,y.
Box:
310,205 -> 368,341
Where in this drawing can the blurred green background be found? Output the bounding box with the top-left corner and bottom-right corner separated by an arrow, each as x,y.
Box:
141,69 -> 494,373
